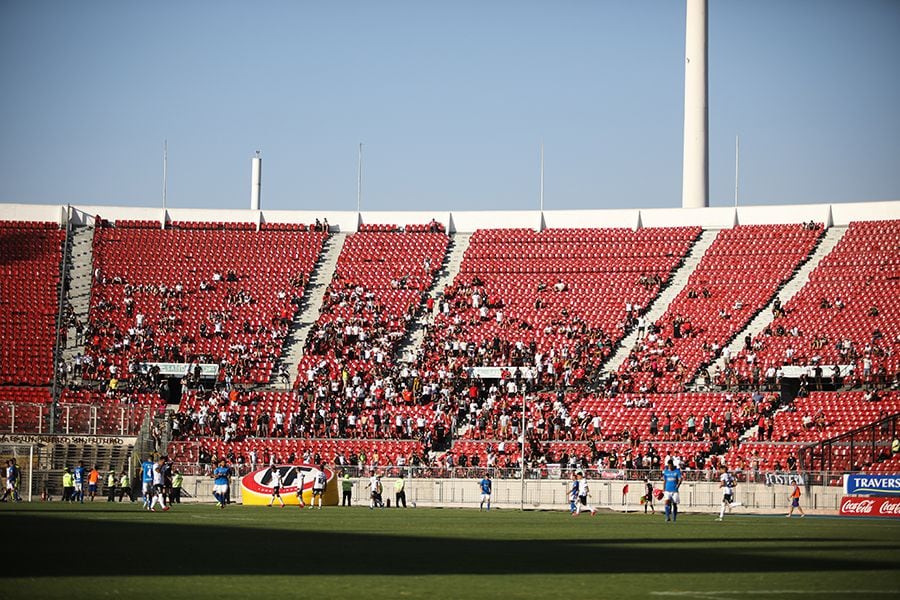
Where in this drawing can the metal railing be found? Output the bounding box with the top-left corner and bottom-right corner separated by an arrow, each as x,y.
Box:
0,401 -> 153,436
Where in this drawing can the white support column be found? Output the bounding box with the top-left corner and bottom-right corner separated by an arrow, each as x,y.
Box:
682,0 -> 709,209
250,152 -> 262,210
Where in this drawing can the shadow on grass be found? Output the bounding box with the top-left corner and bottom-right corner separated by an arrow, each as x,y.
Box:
2,512 -> 897,578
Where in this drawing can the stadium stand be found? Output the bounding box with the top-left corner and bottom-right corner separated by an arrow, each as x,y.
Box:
422,227 -> 701,386
617,224 -> 824,393
2,207 -> 899,487
0,221 -> 65,385
85,222 -> 327,385
730,220 -> 900,387
295,227 -> 448,378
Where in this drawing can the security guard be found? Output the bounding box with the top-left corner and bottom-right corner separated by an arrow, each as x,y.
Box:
106,471 -> 117,502
171,470 -> 184,504
118,470 -> 133,502
394,473 -> 407,508
61,468 -> 74,503
341,472 -> 353,506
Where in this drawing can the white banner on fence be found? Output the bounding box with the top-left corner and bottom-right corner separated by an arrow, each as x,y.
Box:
0,434 -> 136,446
467,366 -> 537,379
138,363 -> 220,378
779,365 -> 853,378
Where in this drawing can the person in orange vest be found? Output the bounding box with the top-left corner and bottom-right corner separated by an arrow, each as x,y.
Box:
88,466 -> 101,502
787,483 -> 805,518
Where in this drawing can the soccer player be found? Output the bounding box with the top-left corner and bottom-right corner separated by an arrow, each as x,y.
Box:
73,461 -> 86,503
149,457 -> 170,511
311,465 -> 327,509
662,458 -> 682,522
568,472 -> 579,514
1,459 -> 20,502
366,471 -> 379,509
211,459 -> 230,508
718,467 -> 736,521
787,483 -> 805,517
479,474 -> 492,511
140,456 -> 155,509
268,467 -> 285,507
573,473 -> 596,516
295,470 -> 306,508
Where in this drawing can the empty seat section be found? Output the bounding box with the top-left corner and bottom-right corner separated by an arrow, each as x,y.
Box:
0,221 -> 65,385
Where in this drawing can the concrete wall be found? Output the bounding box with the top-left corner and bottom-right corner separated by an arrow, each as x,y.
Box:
0,203 -> 66,225
541,209 -> 639,230
2,200 -> 899,233
181,475 -> 846,515
360,211 -> 450,231
639,206 -> 736,230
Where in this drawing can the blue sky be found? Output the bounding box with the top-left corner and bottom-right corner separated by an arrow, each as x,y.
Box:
1,0 -> 898,212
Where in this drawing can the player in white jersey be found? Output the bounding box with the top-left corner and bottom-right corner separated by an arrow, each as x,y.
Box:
311,465 -> 327,509
295,470 -> 306,508
268,468 -> 285,507
573,473 -> 596,517
150,457 -> 169,512
718,467 -> 736,521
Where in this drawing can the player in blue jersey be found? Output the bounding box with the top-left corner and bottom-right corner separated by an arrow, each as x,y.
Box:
141,456 -> 155,510
569,471 -> 579,513
479,474 -> 492,511
211,460 -> 230,508
662,459 -> 682,522
73,461 -> 86,504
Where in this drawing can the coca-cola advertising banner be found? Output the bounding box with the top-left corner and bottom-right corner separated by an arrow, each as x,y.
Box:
839,496 -> 900,518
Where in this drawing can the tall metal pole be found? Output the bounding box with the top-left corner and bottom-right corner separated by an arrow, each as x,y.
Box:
357,143 -> 363,214
539,142 -> 544,213
28,445 -> 34,502
520,393 -> 526,510
734,135 -> 740,207
163,140 -> 168,209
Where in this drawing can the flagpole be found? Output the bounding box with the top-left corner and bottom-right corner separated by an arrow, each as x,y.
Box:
539,141 -> 544,213
734,135 -> 739,207
357,143 -> 362,214
163,139 -> 168,210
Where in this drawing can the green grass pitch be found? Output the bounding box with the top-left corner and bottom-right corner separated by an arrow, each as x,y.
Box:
1,502 -> 898,599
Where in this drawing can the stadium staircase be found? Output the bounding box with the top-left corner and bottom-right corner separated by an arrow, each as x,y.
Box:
277,232 -> 348,386
705,225 -> 848,377
398,232 -> 472,363
61,224 -> 95,371
604,228 -> 718,373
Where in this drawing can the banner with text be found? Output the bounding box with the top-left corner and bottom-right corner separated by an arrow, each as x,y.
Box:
138,363 -> 220,378
839,496 -> 900,518
843,473 -> 900,497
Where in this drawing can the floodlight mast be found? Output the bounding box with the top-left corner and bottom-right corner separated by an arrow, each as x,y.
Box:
250,151 -> 262,210
682,0 -> 709,209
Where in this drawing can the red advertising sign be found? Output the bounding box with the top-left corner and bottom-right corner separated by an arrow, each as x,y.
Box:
839,496 -> 900,518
